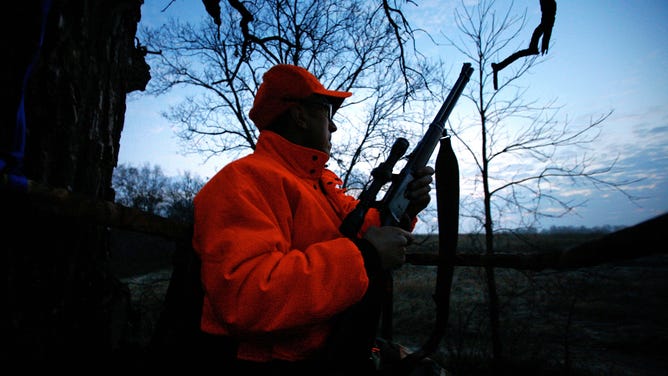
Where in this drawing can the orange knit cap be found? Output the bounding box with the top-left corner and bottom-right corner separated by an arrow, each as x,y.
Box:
249,64 -> 352,130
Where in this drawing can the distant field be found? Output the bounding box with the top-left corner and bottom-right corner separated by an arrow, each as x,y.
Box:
412,231 -> 612,254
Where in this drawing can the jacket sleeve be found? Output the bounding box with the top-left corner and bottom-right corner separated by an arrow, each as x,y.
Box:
192,166 -> 370,336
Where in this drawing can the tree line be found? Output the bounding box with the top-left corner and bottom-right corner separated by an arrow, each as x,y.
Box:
112,163 -> 205,223
112,162 -> 625,235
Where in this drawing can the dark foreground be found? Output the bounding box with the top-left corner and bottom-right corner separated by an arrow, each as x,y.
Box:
116,231 -> 667,375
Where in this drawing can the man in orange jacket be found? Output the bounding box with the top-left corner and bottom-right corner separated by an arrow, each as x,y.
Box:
192,64 -> 434,375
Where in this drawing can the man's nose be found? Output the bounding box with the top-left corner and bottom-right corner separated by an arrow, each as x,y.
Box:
329,119 -> 337,132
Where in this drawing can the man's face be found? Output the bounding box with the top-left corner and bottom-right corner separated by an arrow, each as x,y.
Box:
300,96 -> 337,155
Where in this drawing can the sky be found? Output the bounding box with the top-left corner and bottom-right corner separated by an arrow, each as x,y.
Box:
120,0 -> 668,232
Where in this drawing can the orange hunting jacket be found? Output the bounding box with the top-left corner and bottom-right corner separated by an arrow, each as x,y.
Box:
192,131 -> 384,362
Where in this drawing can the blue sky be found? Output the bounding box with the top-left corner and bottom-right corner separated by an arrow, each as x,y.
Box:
120,0 -> 668,231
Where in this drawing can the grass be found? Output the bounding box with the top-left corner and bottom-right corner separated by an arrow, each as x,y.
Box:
391,234 -> 667,375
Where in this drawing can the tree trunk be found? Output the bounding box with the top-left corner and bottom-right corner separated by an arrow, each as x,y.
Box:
3,0 -> 149,369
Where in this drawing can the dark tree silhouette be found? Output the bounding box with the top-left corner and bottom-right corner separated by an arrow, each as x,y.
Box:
201,0 -> 221,26
4,0 -> 149,368
491,0 -> 557,89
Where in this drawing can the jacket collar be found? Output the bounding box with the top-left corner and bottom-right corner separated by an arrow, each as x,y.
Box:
256,131 -> 329,179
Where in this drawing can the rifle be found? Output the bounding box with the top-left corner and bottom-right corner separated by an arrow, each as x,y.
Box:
335,63 -> 473,374
340,62 -> 473,237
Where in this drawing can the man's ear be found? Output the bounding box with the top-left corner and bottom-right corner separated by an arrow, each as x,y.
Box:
288,105 -> 309,130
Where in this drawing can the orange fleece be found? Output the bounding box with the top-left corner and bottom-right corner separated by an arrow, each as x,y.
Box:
192,131 -> 382,362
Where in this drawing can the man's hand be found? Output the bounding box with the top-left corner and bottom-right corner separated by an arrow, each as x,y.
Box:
405,166 -> 435,219
363,226 -> 413,270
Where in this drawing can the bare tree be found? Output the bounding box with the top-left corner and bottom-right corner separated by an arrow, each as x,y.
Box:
442,0 -> 637,367
113,163 -> 170,216
164,171 -> 206,222
113,163 -> 205,222
139,0 -> 439,188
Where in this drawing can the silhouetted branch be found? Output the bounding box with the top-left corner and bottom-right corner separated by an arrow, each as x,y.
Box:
5,173 -> 662,272
491,0 -> 557,89
2,174 -> 191,241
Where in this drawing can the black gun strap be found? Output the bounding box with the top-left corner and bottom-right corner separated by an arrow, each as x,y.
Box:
397,136 -> 459,374
430,136 -> 459,351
